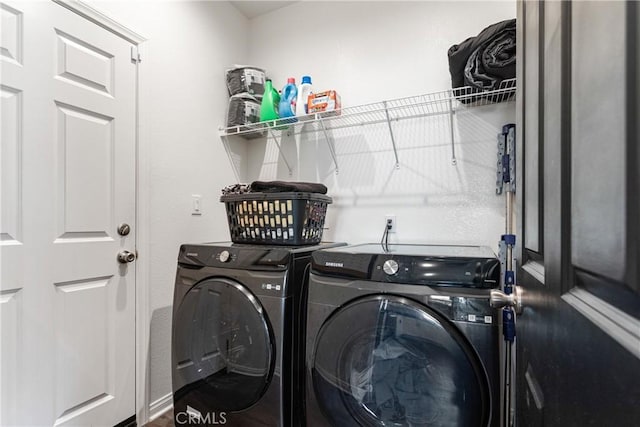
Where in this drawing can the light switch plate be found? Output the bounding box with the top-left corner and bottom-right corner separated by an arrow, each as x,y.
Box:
192,194 -> 202,215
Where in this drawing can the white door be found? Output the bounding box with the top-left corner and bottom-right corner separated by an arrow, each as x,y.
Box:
1,1 -> 137,425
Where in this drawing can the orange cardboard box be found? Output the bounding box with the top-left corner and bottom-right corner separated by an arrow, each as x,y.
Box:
307,90 -> 342,114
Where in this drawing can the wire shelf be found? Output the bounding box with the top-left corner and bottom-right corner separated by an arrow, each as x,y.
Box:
220,79 -> 516,180
219,79 -> 516,138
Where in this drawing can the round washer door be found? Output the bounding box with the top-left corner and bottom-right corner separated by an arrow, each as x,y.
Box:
312,295 -> 490,427
173,278 -> 274,411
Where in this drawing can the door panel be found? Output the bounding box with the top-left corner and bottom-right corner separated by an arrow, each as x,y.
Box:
0,85 -> 21,243
517,1 -> 640,426
0,2 -> 22,66
55,102 -> 114,238
54,277 -> 113,422
523,0 -> 542,253
55,29 -> 115,96
0,1 -> 137,425
571,0 -> 627,282
0,289 -> 20,424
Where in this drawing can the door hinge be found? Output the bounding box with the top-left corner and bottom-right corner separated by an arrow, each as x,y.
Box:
130,46 -> 141,63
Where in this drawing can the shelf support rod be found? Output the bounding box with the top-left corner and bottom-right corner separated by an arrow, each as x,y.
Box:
383,101 -> 400,169
448,96 -> 457,165
319,120 -> 339,174
267,126 -> 294,176
220,133 -> 241,183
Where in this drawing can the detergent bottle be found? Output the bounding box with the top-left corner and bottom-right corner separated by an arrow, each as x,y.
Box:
259,79 -> 280,123
296,75 -> 313,117
278,77 -> 298,122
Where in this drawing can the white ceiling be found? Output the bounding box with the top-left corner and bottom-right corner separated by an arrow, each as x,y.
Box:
229,1 -> 297,19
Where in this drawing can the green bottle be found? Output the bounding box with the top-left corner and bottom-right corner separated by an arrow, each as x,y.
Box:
260,79 -> 280,123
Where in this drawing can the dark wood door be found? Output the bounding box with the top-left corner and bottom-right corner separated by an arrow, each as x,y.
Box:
516,1 -> 640,426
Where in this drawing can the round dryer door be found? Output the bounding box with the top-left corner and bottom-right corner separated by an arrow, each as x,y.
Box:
173,278 -> 274,411
312,295 -> 490,427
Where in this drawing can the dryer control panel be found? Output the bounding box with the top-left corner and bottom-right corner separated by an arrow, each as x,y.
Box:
178,244 -> 291,271
177,242 -> 346,271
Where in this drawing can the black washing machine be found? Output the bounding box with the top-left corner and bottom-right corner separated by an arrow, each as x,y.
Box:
305,244 -> 502,427
172,241 -> 344,426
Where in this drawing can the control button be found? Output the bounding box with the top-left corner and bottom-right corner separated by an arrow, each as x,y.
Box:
219,250 -> 230,262
383,259 -> 399,276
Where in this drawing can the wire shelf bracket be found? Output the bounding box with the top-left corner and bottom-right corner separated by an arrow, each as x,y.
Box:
220,134 -> 241,183
267,126 -> 293,176
448,97 -> 457,165
318,120 -> 340,174
383,101 -> 401,169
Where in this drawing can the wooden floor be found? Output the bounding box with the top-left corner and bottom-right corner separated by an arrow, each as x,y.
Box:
145,409 -> 174,427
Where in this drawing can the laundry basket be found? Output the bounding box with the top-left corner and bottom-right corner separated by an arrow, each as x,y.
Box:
220,192 -> 331,245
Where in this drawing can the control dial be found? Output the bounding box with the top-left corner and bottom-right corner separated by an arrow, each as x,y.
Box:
383,259 -> 399,276
219,250 -> 230,263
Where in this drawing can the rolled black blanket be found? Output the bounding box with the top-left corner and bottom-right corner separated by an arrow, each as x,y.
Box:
250,180 -> 328,194
448,19 -> 516,103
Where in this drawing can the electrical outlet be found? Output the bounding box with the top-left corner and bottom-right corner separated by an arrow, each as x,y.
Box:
385,215 -> 396,233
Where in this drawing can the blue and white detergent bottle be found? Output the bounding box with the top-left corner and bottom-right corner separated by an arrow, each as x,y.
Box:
278,77 -> 298,123
296,75 -> 313,118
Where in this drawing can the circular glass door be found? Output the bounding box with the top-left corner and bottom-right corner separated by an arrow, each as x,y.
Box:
312,295 -> 490,426
173,278 -> 274,411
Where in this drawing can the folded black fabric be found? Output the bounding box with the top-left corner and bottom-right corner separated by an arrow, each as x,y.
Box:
250,180 -> 328,194
448,19 -> 516,103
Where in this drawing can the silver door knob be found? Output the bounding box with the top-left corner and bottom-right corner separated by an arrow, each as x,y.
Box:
490,286 -> 522,314
117,250 -> 136,264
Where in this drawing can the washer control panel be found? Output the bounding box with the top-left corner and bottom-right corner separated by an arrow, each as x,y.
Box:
370,255 -> 499,288
311,244 -> 500,288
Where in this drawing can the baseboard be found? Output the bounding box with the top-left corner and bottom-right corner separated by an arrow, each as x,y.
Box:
149,393 -> 173,422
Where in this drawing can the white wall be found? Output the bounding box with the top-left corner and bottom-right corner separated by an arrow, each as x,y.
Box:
87,0 -> 249,412
85,0 -> 515,419
247,1 -> 516,249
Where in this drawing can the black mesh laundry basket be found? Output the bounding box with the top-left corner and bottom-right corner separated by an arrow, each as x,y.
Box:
220,192 -> 331,245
